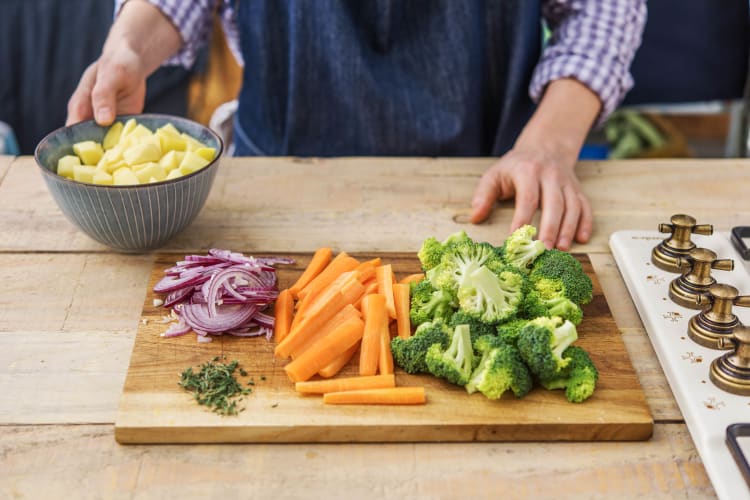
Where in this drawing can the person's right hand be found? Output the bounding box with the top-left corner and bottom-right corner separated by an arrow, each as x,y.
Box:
66,46 -> 148,126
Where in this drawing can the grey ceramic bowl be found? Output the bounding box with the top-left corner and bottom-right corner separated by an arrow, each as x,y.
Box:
35,114 -> 223,253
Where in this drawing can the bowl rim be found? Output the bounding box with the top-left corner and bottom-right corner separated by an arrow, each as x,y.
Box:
34,113 -> 225,190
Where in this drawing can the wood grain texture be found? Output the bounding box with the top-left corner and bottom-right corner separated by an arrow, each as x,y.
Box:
0,155 -> 13,185
0,331 -> 134,424
3,153 -> 733,498
0,423 -> 713,500
115,252 -> 653,443
0,253 -> 680,425
3,157 -> 750,253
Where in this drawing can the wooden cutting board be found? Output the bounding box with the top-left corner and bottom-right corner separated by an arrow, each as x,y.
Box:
115,252 -> 653,444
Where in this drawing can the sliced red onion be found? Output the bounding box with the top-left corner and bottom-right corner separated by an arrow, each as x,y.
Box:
164,286 -> 194,308
153,272 -> 210,294
154,249 -> 292,342
179,303 -> 259,333
253,312 -> 275,328
162,318 -> 192,338
205,267 -> 267,317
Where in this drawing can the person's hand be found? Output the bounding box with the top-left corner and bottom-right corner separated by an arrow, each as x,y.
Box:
469,78 -> 600,251
66,46 -> 147,126
470,142 -> 592,251
66,0 -> 183,126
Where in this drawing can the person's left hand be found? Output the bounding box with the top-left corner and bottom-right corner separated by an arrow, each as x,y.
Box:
469,143 -> 592,251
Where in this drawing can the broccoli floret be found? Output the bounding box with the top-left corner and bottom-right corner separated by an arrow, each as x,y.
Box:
417,237 -> 445,272
425,324 -> 474,385
466,342 -> 533,399
417,232 -> 473,271
539,346 -> 598,403
473,333 -> 505,354
522,289 -> 584,325
426,238 -> 506,292
391,321 -> 452,374
457,265 -> 524,324
529,249 -> 593,305
449,310 -> 497,342
409,279 -> 456,326
500,225 -> 546,273
516,316 -> 578,381
495,318 -> 530,346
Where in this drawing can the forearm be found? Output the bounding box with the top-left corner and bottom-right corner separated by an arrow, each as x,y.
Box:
532,0 -> 647,124
104,0 -> 183,77
515,78 -> 600,163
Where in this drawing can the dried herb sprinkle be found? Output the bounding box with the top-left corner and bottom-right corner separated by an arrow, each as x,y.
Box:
179,356 -> 251,416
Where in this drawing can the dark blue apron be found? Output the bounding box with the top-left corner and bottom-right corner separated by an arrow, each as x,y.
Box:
233,0 -> 541,157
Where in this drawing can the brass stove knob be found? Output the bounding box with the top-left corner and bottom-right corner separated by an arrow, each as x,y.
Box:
668,248 -> 734,309
688,284 -> 750,348
652,214 -> 713,272
710,324 -> 750,395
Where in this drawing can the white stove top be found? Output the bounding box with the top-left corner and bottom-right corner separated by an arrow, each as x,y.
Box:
610,230 -> 750,500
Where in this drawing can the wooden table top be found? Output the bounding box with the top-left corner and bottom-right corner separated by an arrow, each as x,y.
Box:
3,154 -> 744,499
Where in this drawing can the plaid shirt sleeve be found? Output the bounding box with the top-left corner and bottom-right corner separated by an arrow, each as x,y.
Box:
532,0 -> 647,124
114,0 -> 242,67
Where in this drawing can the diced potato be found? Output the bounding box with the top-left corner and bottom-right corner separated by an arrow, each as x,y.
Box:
60,118 -> 215,185
181,133 -> 206,152
73,141 -> 104,166
102,122 -> 124,150
73,164 -> 97,183
129,124 -> 153,141
157,123 -> 181,136
112,167 -> 140,186
195,147 -> 216,162
179,151 -> 210,175
141,134 -> 163,154
165,168 -> 183,180
158,150 -> 184,171
105,160 -> 127,174
156,128 -> 187,152
134,162 -> 167,183
96,147 -> 123,172
57,155 -> 81,178
123,142 -> 162,166
120,118 -> 137,138
92,171 -> 114,185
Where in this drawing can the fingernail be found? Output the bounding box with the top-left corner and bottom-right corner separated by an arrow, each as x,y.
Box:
96,106 -> 113,124
557,238 -> 570,251
543,239 -> 554,250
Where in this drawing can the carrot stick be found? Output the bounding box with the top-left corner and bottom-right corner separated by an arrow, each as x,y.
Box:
290,304 -> 360,359
378,319 -> 394,375
295,374 -> 395,394
289,247 -> 333,299
359,294 -> 386,376
399,273 -> 425,285
289,300 -> 305,330
297,252 -> 360,302
392,283 -> 411,339
284,316 -> 365,382
356,264 -> 377,285
273,289 -> 294,343
317,341 -> 360,378
375,264 -> 396,319
358,257 -> 382,269
275,289 -> 351,359
339,275 -> 366,304
299,270 -> 357,318
354,280 -> 379,310
322,387 -> 426,405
